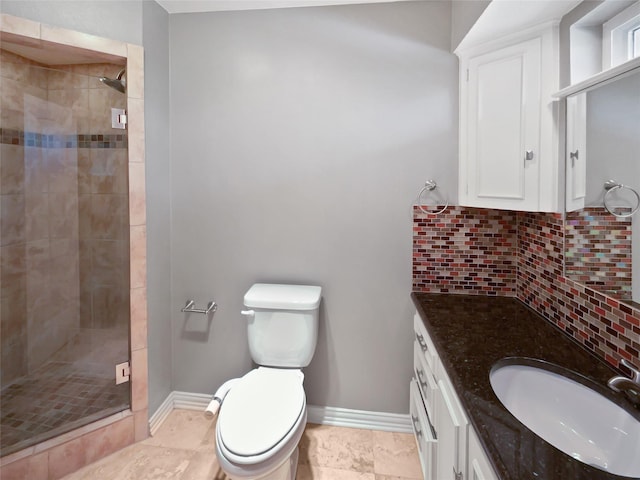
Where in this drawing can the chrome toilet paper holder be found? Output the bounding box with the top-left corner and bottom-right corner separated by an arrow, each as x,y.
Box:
181,300 -> 217,315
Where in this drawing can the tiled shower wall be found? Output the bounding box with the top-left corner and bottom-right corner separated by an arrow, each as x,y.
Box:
1,50 -> 81,384
413,206 -> 640,370
0,50 -> 130,386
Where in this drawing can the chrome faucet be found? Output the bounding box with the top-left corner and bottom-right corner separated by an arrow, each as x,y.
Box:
608,359 -> 640,405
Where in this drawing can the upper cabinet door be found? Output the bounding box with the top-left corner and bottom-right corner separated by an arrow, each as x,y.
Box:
466,38 -> 541,210
565,92 -> 587,212
458,25 -> 561,213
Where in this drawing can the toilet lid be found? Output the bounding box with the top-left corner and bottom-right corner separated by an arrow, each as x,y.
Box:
218,368 -> 305,457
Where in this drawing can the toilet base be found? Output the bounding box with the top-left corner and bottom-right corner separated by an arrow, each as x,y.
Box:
225,447 -> 299,480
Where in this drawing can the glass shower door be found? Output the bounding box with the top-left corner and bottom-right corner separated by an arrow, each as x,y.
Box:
0,57 -> 130,457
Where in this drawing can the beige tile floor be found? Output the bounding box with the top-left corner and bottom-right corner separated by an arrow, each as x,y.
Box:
62,409 -> 422,480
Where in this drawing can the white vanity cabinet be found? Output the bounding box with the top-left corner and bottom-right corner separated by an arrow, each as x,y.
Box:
468,427 -> 499,480
411,312 -> 499,480
457,24 -> 561,212
411,314 -> 438,479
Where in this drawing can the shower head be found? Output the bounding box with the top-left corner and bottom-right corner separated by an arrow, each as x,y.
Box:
99,68 -> 126,94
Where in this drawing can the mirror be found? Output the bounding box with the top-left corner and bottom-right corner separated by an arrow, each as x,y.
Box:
565,68 -> 640,309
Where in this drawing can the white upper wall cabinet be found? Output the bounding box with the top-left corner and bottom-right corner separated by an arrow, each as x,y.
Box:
464,37 -> 541,210
457,24 -> 561,212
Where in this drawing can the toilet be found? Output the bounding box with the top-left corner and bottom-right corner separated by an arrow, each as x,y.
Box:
215,283 -> 322,480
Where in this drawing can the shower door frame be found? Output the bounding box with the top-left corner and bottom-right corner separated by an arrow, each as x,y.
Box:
0,14 -> 148,479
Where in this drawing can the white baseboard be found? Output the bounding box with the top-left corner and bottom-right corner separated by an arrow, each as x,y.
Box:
306,405 -> 412,433
148,391 -> 212,435
149,391 -> 411,435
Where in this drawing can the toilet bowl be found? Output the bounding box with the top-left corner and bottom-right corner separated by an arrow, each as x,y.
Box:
216,368 -> 307,479
213,284 -> 321,480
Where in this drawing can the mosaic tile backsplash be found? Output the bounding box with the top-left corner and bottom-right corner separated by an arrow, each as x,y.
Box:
413,206 -> 639,371
517,212 -> 639,369
412,206 -> 517,295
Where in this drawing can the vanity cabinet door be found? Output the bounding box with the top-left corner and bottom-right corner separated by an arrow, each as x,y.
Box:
434,378 -> 468,480
468,427 -> 499,480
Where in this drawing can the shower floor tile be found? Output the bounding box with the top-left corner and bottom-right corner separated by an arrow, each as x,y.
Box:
0,329 -> 130,457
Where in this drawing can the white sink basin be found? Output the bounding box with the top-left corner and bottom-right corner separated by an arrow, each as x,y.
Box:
490,360 -> 640,477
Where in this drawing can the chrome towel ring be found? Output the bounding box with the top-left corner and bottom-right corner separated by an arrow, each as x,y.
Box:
416,179 -> 448,215
603,180 -> 640,218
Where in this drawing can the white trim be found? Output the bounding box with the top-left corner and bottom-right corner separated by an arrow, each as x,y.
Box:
149,392 -> 177,435
455,19 -> 559,57
149,391 -> 214,435
156,0 -> 408,14
553,56 -> 640,98
603,0 -> 640,68
307,405 -> 412,433
149,391 -> 412,435
173,391 -> 213,410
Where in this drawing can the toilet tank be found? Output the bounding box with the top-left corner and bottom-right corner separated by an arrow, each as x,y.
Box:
243,283 -> 321,368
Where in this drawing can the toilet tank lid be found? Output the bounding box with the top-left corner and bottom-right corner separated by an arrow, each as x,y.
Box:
244,283 -> 322,310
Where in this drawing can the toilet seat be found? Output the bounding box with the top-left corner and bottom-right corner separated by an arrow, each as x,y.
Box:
218,367 -> 305,463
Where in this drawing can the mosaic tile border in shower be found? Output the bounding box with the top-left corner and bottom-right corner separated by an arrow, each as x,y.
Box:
0,128 -> 127,149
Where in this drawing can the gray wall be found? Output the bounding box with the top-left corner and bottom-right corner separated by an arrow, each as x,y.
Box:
142,0 -> 172,416
559,0 -> 604,88
0,0 -> 143,45
169,1 -> 458,413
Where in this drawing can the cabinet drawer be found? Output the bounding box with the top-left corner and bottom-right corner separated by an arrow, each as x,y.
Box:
413,312 -> 438,371
414,341 -> 438,420
410,379 -> 437,480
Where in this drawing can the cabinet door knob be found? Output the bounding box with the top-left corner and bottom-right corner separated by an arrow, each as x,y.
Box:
525,150 -> 534,161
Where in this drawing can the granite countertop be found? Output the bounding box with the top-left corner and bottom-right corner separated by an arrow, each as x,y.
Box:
411,292 -> 640,480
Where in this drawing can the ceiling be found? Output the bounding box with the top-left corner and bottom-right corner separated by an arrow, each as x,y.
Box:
155,0 -> 411,14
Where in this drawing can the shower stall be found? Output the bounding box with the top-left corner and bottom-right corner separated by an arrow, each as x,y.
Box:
0,47 -> 131,456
